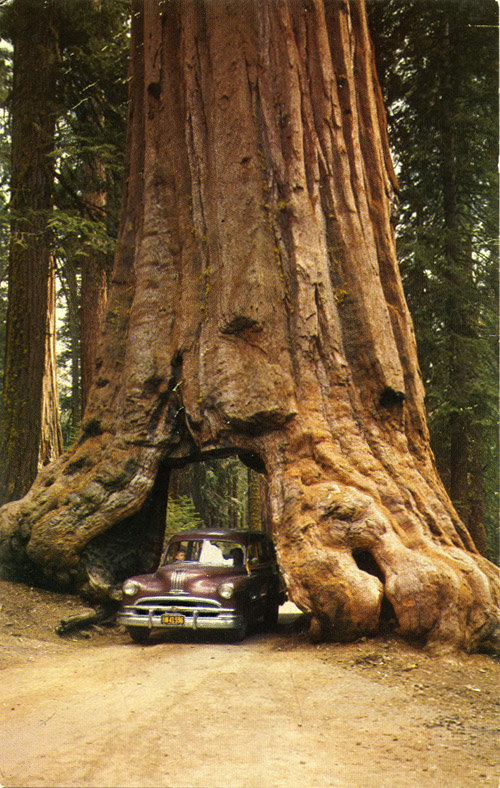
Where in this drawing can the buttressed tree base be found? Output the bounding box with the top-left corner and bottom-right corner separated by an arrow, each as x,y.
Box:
1,0 -> 499,654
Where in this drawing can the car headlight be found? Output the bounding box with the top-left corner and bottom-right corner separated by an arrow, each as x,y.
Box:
123,580 -> 139,596
218,582 -> 234,600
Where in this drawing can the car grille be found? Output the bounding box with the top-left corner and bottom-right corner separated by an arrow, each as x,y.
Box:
169,571 -> 187,592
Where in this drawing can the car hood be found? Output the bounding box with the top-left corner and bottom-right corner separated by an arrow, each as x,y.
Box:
159,563 -> 245,578
124,564 -> 247,602
157,564 -> 246,592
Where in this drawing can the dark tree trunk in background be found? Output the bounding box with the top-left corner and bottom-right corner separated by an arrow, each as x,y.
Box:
64,261 -> 82,437
247,469 -> 262,531
81,262 -> 108,415
0,0 -> 498,653
0,0 -> 60,503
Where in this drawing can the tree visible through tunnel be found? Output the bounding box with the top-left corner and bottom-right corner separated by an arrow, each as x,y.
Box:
0,0 -> 499,654
166,457 -> 265,537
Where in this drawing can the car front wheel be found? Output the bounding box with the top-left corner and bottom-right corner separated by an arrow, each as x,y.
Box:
127,626 -> 150,644
229,615 -> 248,643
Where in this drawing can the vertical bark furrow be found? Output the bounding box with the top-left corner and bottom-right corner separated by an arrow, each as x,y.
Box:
90,1 -> 146,428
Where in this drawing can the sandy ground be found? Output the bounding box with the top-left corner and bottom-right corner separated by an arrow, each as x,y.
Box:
0,579 -> 499,788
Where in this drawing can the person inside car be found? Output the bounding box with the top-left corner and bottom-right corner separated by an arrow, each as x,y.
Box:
230,547 -> 244,567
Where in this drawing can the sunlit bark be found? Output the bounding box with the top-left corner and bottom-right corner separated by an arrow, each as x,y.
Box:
39,259 -> 63,466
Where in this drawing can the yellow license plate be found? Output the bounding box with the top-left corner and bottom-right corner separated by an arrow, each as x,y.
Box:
161,614 -> 185,626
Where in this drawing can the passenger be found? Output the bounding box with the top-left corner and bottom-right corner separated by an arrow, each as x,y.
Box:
230,547 -> 244,567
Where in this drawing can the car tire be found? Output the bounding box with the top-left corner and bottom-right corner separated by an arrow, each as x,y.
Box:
127,626 -> 150,644
230,616 -> 248,643
264,597 -> 280,630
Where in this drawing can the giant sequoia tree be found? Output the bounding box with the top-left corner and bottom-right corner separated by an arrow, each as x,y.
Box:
0,0 -> 499,653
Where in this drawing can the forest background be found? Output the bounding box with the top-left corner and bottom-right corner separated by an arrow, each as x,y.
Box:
0,0 -> 497,562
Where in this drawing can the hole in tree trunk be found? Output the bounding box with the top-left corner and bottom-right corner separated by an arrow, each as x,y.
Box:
352,549 -> 384,580
379,387 -> 405,409
352,549 -> 397,631
83,452 -> 270,600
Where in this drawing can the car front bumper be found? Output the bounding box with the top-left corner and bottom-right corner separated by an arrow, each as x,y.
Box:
117,595 -> 244,632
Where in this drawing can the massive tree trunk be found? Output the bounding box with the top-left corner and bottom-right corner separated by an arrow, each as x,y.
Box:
0,0 -> 498,653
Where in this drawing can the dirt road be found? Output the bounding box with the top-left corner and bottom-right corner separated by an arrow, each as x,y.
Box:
0,582 -> 499,788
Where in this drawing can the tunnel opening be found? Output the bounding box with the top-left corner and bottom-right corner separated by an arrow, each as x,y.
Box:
80,449 -> 270,600
164,451 -> 268,548
112,448 -> 294,646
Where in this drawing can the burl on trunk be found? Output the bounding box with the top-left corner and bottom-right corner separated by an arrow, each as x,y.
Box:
1,0 -> 498,653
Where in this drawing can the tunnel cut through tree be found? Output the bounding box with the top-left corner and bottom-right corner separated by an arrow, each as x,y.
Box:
0,0 -> 499,653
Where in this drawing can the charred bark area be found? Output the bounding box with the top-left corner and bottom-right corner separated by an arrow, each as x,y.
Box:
0,0 -> 498,654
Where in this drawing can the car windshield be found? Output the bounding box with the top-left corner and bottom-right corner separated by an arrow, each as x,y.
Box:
163,539 -> 245,568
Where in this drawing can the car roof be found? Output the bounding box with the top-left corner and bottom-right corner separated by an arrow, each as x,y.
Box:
167,528 -> 271,543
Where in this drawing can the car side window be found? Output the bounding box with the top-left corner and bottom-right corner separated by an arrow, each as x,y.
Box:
261,539 -> 274,563
164,540 -> 200,564
255,537 -> 275,565
247,540 -> 261,568
249,537 -> 275,568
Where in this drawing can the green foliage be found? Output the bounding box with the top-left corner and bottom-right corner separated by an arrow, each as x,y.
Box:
0,0 -> 129,439
368,0 -> 499,561
164,496 -> 202,541
168,458 -> 260,533
53,0 -> 129,441
197,458 -> 248,530
164,459 -> 263,551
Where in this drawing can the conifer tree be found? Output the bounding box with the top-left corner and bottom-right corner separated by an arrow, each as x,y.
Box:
369,0 -> 499,560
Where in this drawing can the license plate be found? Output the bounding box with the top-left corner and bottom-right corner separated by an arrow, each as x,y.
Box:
161,614 -> 185,626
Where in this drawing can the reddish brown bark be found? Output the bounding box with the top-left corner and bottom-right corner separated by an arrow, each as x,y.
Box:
0,0 -> 498,653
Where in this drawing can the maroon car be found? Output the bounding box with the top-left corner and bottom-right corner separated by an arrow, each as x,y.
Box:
118,529 -> 287,643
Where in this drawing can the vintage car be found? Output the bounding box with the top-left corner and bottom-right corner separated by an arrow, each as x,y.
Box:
118,528 -> 287,643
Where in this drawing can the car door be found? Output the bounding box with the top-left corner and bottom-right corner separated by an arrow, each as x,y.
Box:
246,536 -> 273,621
